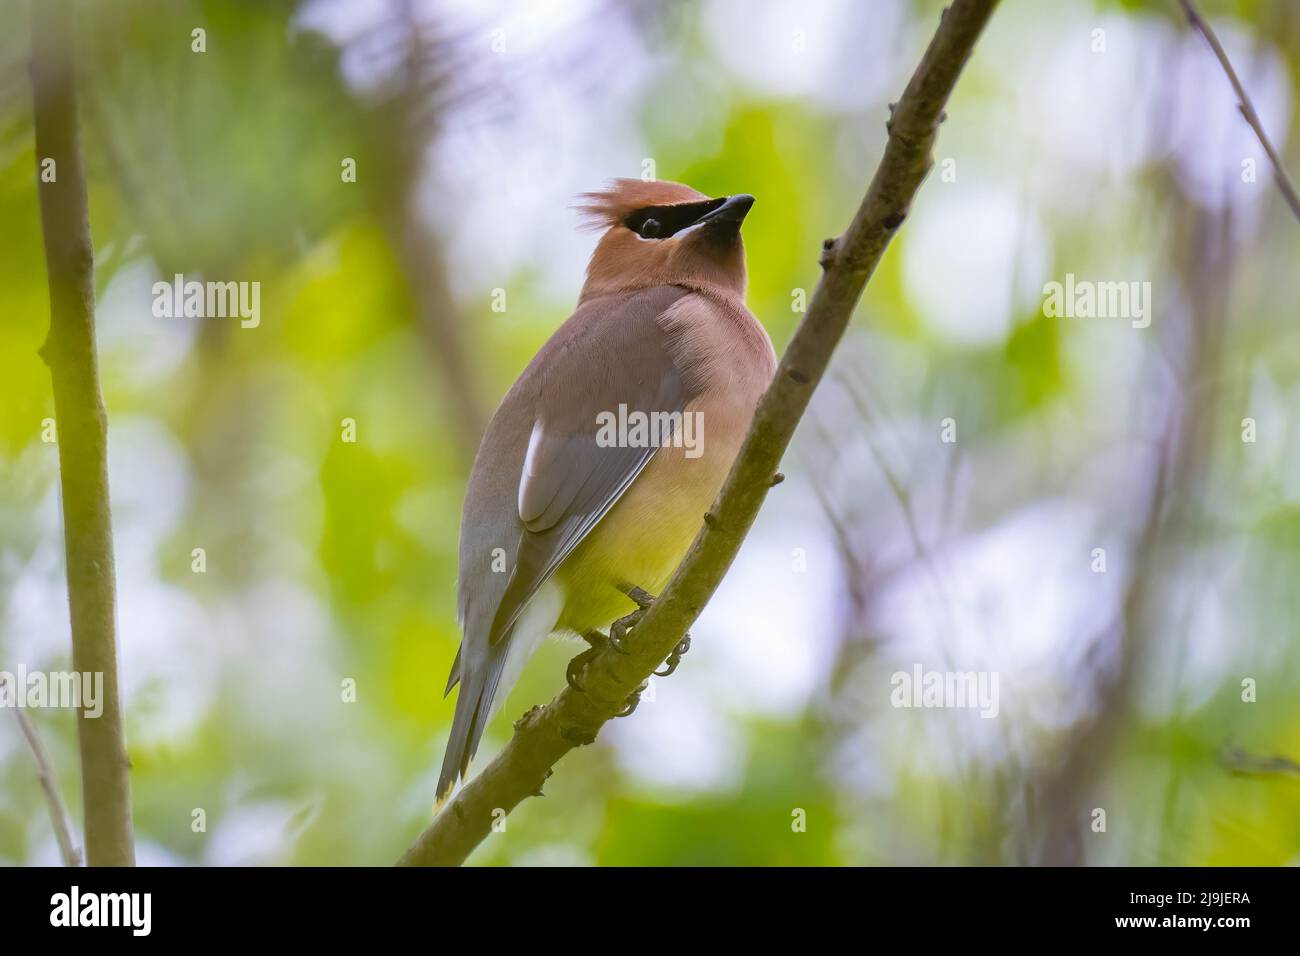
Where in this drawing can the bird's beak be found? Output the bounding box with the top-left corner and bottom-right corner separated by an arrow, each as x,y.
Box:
695,193 -> 755,229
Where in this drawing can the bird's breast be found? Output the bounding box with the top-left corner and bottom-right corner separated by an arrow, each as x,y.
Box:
553,358 -> 771,636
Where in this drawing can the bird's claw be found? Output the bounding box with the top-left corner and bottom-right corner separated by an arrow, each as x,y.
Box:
653,633 -> 692,677
608,609 -> 640,653
626,586 -> 656,609
609,586 -> 655,653
614,681 -> 649,718
566,590 -> 685,716
565,632 -> 607,692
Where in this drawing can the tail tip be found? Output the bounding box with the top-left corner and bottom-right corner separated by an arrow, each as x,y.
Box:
432,787 -> 453,814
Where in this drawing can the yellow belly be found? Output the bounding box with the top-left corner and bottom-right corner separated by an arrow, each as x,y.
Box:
553,397 -> 742,635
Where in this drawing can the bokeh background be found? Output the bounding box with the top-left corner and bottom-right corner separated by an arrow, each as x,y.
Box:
2,0 -> 1299,866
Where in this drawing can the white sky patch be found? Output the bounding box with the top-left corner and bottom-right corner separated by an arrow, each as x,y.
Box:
202,797 -> 321,867
105,418 -> 190,563
2,487 -> 71,667
870,498 -> 1126,739
703,0 -> 907,111
903,183 -> 1049,347
697,502 -> 840,715
214,580 -> 338,732
1,419 -> 215,745
105,419 -> 217,743
99,260 -> 197,388
1010,14 -> 1172,180
605,684 -> 746,795
116,581 -> 217,747
966,12 -> 1171,229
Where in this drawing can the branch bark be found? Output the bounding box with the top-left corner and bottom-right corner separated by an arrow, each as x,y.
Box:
31,0 -> 135,866
399,0 -> 1001,867
1178,0 -> 1300,222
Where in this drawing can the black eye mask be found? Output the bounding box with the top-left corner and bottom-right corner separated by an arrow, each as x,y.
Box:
624,198 -> 727,239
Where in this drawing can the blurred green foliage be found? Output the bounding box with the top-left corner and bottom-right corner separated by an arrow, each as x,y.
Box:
1,0 -> 1299,866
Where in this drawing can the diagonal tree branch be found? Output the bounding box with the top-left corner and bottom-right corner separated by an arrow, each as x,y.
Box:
1219,744 -> 1300,778
399,0 -> 1002,867
2,676 -> 82,866
1178,0 -> 1300,222
30,0 -> 135,866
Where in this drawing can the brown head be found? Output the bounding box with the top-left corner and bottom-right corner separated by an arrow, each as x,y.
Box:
575,179 -> 754,304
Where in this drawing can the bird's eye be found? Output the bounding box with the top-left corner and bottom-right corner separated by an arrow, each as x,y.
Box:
639,218 -> 662,239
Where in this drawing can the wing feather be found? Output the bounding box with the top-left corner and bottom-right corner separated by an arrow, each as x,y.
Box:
488,290 -> 691,644
437,284 -> 694,799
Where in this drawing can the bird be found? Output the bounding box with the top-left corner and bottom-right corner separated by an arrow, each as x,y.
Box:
437,179 -> 777,801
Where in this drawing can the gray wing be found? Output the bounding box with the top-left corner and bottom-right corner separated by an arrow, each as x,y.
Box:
437,285 -> 692,798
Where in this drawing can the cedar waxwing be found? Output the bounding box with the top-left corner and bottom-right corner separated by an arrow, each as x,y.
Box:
437,179 -> 776,800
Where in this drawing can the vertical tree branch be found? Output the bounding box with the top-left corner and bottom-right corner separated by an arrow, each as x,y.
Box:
30,0 -> 135,867
399,0 -> 1001,867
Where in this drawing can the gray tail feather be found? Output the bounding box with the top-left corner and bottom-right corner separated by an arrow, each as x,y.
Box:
436,642 -> 510,802
443,645 -> 462,698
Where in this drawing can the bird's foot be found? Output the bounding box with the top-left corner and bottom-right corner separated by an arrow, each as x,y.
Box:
566,632 -> 647,718
614,680 -> 649,718
608,586 -> 656,653
566,587 -> 689,719
654,633 -> 692,677
565,632 -> 608,692
608,586 -> 692,678
626,585 -> 656,609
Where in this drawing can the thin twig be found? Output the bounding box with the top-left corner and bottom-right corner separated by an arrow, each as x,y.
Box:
398,0 -> 1002,867
1178,0 -> 1300,222
1219,744 -> 1300,779
1,675 -> 82,866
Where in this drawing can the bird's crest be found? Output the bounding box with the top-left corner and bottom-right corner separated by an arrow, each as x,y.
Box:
575,178 -> 711,231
